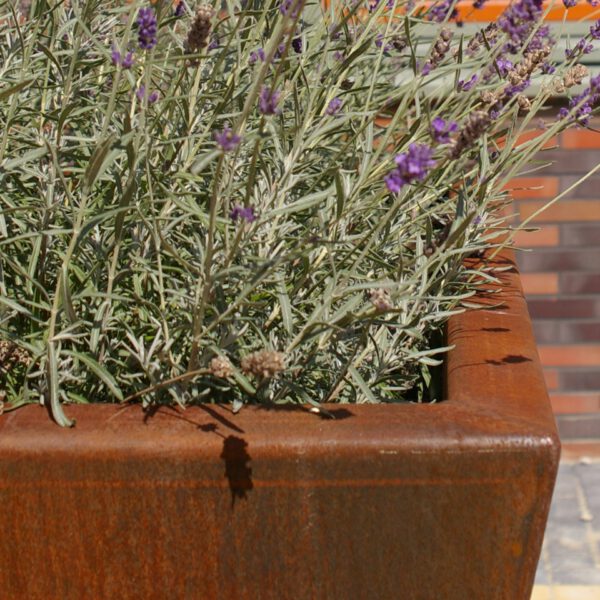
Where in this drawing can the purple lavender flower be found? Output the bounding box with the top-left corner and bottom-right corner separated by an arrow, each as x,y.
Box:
375,34 -> 392,53
122,51 -> 134,69
112,47 -> 134,68
506,78 -> 531,98
495,57 -> 513,77
258,86 -> 282,115
136,85 -> 158,104
275,43 -> 287,59
230,205 -> 256,223
384,144 -> 436,194
174,1 -> 186,17
429,0 -> 458,22
457,74 -> 478,92
473,0 -> 487,8
292,36 -> 303,53
591,20 -> 600,39
566,39 -> 594,59
325,97 -> 343,116
214,126 -> 242,152
208,35 -> 219,51
541,62 -> 556,74
422,62 -> 432,76
280,0 -> 302,19
430,117 -> 457,143
589,0 -> 600,6
111,47 -> 121,66
498,0 -> 552,55
333,50 -> 345,62
563,0 -> 577,6
249,48 -> 266,65
137,7 -> 158,50
559,73 -> 600,125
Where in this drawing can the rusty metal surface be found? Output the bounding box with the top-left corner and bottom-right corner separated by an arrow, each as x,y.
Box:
0,250 -> 560,600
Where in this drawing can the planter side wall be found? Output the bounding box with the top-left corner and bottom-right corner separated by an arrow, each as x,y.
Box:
0,252 -> 560,600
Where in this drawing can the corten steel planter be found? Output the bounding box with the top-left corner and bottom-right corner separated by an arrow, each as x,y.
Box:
0,250 -> 560,600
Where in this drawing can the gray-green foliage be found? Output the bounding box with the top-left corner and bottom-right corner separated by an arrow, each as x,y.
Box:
0,0 -> 582,424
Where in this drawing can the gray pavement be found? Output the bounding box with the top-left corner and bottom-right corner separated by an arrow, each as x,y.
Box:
535,459 -> 600,587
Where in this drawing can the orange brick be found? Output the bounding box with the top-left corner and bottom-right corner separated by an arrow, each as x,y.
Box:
538,345 -> 600,367
550,393 -> 600,414
520,273 -> 559,295
507,177 -> 559,200
562,129 -> 600,149
518,200 -> 600,223
543,369 -> 559,391
514,130 -> 559,150
513,226 -> 559,247
497,130 -> 558,151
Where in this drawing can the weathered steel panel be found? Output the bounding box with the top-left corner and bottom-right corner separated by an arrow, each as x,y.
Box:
0,252 -> 559,599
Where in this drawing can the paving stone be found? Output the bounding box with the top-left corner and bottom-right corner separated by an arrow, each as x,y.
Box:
532,586 -> 600,600
576,464 -> 600,521
535,462 -> 600,586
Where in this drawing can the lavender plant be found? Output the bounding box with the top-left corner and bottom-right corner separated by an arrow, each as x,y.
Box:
0,0 -> 594,425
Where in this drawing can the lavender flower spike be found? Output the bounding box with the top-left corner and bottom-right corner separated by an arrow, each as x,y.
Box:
137,7 -> 158,50
122,52 -> 134,69
258,86 -> 282,115
280,0 -> 303,19
457,74 -> 478,92
111,46 -> 121,66
325,97 -> 343,116
430,117 -> 458,143
385,144 -> 436,194
214,126 -> 242,152
230,205 -> 257,223
174,1 -> 186,17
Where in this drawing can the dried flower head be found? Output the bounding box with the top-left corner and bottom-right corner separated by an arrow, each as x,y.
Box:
517,95 -> 531,111
370,289 -> 393,311
209,356 -> 233,379
563,64 -> 589,88
0,340 -> 32,370
423,27 -> 453,74
466,23 -> 499,57
241,350 -> 286,379
450,111 -> 491,158
186,4 -> 214,54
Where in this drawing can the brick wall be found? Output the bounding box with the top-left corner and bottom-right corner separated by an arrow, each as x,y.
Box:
512,117 -> 600,439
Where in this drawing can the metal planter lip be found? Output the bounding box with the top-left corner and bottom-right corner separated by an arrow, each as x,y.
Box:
0,249 -> 560,600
